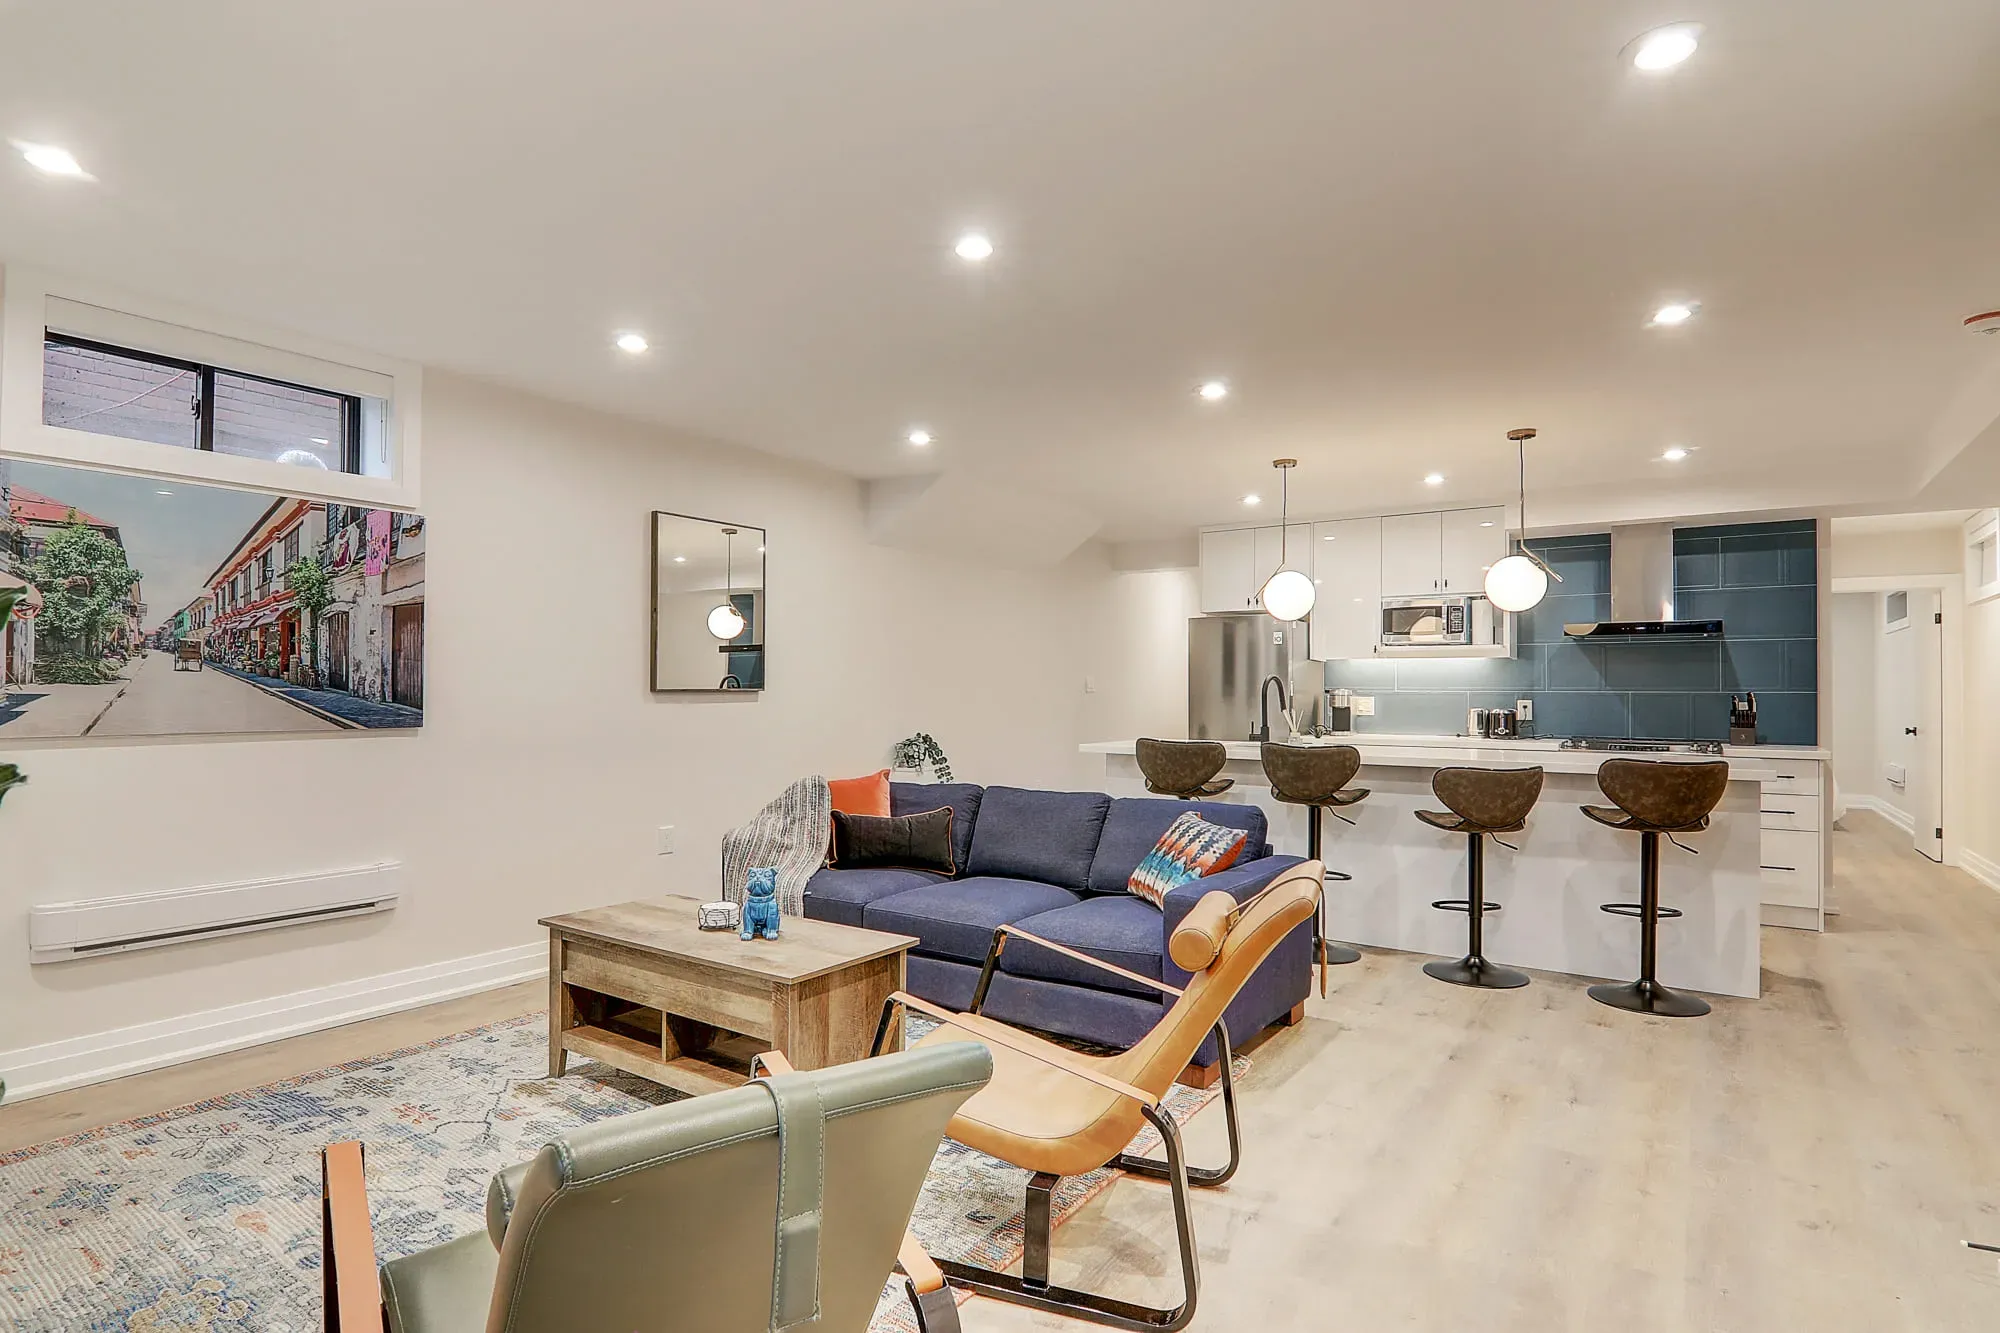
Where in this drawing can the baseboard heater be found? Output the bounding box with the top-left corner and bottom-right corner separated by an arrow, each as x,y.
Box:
29,863 -> 401,963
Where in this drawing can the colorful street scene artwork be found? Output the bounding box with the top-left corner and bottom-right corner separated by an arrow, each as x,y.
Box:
0,458 -> 425,737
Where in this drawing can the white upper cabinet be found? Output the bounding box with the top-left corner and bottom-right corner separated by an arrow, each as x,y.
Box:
1198,527 -> 1259,612
1254,524 -> 1313,582
1307,517 -> 1383,661
1440,507 -> 1507,594
1380,512 -> 1443,596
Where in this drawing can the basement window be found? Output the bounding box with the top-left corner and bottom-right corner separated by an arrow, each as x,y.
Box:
42,334 -> 370,474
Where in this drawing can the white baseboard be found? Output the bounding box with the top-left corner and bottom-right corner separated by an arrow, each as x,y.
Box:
1965,849 -> 2000,894
0,942 -> 544,1104
1844,795 -> 1915,834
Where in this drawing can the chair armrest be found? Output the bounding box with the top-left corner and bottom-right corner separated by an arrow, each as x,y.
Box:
321,1142 -> 385,1333
1159,856 -> 1307,980
888,991 -> 1159,1108
989,924 -> 1184,999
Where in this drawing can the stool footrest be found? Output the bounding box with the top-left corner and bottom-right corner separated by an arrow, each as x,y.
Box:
1430,898 -> 1502,914
1598,902 -> 1684,920
1324,870 -> 1354,882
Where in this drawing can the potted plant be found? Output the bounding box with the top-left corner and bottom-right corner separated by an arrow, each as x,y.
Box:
891,732 -> 954,784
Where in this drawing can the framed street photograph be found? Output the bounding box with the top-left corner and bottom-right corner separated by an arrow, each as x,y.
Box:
0,457 -> 425,738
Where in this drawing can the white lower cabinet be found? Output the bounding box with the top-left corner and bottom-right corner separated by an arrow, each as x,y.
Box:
1759,760 -> 1826,927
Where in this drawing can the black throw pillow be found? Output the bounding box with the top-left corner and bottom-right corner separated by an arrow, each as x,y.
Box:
831,807 -> 956,875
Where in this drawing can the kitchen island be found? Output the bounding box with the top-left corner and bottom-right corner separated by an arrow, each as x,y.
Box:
1081,735 -> 1800,999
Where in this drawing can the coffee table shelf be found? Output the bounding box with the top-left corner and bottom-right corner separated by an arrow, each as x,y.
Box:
541,895 -> 916,1094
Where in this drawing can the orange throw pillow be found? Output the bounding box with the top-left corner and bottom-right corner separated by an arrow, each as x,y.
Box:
828,769 -> 892,817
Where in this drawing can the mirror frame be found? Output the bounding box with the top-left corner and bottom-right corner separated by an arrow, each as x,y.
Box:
649,509 -> 766,694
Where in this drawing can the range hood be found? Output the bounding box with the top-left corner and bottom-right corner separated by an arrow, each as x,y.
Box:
1563,524 -> 1722,639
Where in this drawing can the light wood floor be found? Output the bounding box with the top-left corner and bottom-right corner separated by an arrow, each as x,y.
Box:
5,811 -> 1997,1330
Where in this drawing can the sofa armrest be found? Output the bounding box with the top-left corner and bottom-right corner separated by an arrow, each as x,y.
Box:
1159,855 -> 1306,984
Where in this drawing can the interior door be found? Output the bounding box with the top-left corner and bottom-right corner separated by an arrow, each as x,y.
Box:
325,612 -> 350,691
1909,588 -> 1943,861
1380,512 -> 1443,595
391,603 -> 425,710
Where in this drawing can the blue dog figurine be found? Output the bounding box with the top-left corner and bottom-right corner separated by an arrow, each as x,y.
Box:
741,868 -> 781,941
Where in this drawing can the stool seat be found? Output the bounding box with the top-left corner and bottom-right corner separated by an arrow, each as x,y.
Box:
1582,758 -> 1728,1019
1136,738 -> 1234,800
1412,766 -> 1544,990
1259,742 -> 1368,990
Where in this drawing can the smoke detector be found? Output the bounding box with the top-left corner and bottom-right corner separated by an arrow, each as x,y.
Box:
1968,310 -> 2000,337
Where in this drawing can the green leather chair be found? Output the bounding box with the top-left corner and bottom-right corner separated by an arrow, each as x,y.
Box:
323,1042 -> 992,1333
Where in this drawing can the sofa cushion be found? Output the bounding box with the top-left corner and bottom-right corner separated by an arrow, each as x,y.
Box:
963,787 -> 1112,892
1086,798 -> 1268,896
802,867 -> 946,928
1000,895 -> 1164,998
863,877 -> 1081,963
831,808 -> 957,875
891,782 -> 984,873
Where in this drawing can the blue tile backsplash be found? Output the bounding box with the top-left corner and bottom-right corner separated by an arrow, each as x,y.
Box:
1321,521 -> 1818,745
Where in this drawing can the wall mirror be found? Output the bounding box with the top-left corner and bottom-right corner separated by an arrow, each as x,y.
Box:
651,512 -> 765,692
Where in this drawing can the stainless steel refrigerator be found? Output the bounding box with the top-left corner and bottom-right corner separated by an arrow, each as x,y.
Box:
1188,614 -> 1296,741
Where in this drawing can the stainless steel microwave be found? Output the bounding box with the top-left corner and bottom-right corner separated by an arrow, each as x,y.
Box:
1380,595 -> 1494,645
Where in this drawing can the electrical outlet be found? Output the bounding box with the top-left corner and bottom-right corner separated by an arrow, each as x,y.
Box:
1516,699 -> 1533,723
1352,696 -> 1375,717
657,825 -> 677,855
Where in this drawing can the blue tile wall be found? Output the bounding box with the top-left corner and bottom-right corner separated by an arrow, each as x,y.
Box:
1322,520 -> 1817,744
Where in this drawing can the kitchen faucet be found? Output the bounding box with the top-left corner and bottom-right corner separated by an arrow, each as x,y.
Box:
1257,674 -> 1288,742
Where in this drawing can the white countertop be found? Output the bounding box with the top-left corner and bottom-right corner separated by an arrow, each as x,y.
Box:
1080,734 -> 1827,781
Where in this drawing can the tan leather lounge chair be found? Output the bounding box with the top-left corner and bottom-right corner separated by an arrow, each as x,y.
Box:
321,1042 -> 992,1333
874,859 -> 1326,1333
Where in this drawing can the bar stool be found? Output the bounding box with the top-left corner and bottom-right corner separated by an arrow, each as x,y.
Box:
1135,738 -> 1233,799
1414,766 -> 1545,989
1581,758 -> 1729,1018
1261,742 -> 1367,995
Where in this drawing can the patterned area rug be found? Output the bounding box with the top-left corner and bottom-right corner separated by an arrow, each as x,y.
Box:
0,1012 -> 1242,1332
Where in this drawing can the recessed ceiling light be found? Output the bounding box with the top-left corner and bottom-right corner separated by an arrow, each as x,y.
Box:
907,428 -> 933,446
1242,494 -> 1261,506
1424,473 -> 1445,486
155,489 -> 173,497
1480,520 -> 1495,527
673,555 -> 687,563
309,437 -> 329,445
1197,380 -> 1229,402
13,141 -> 87,177
1626,22 -> 1703,72
1661,446 -> 1690,461
1323,533 -> 1336,540
1650,301 -> 1699,327
954,232 -> 993,262
615,331 -> 650,354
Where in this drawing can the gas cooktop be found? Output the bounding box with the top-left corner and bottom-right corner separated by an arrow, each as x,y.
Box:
1558,737 -> 1725,755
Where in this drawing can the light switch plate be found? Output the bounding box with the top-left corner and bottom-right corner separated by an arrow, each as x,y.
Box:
1516,699 -> 1533,722
1353,696 -> 1375,716
657,825 -> 677,855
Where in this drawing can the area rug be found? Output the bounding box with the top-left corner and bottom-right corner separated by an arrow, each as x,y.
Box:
0,1011 -> 1244,1332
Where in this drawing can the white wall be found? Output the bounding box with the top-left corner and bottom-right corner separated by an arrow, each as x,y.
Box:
1077,566 -> 1201,749
1827,593 -> 1876,807
0,371 -> 1104,1064
1829,528 -> 1962,580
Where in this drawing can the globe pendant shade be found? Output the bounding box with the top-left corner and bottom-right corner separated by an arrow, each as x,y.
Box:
707,602 -> 748,639
1484,554 -> 1548,613
1260,568 -> 1317,621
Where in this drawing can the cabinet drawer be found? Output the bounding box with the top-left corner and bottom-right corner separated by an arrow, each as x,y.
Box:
1760,765 -> 1821,797
1758,797 -> 1820,832
1760,829 -> 1821,909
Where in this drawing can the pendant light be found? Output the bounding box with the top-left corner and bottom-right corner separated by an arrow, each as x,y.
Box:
1259,459 -> 1317,621
1483,428 -> 1563,613
707,527 -> 749,639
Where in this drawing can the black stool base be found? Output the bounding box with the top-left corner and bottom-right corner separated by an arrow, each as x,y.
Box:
1321,942 -> 1361,966
1424,956 -> 1530,989
1587,979 -> 1711,1018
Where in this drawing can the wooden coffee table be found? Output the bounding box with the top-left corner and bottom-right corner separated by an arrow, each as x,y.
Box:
539,895 -> 917,1096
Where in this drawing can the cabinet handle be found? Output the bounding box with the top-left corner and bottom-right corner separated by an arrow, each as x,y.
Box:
1761,865 -> 1798,873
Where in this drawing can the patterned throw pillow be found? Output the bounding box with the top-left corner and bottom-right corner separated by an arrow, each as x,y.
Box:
1127,812 -> 1247,909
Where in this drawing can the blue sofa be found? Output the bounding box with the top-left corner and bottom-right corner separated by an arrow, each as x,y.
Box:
802,782 -> 1311,1077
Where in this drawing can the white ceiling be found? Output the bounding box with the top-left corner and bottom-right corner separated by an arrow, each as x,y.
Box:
3,1 -> 1999,546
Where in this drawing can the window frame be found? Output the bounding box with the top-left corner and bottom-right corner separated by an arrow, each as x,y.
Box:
1,266 -> 422,510
41,332 -> 365,475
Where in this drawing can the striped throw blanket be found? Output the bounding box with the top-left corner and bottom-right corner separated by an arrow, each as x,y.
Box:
720,775 -> 832,916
